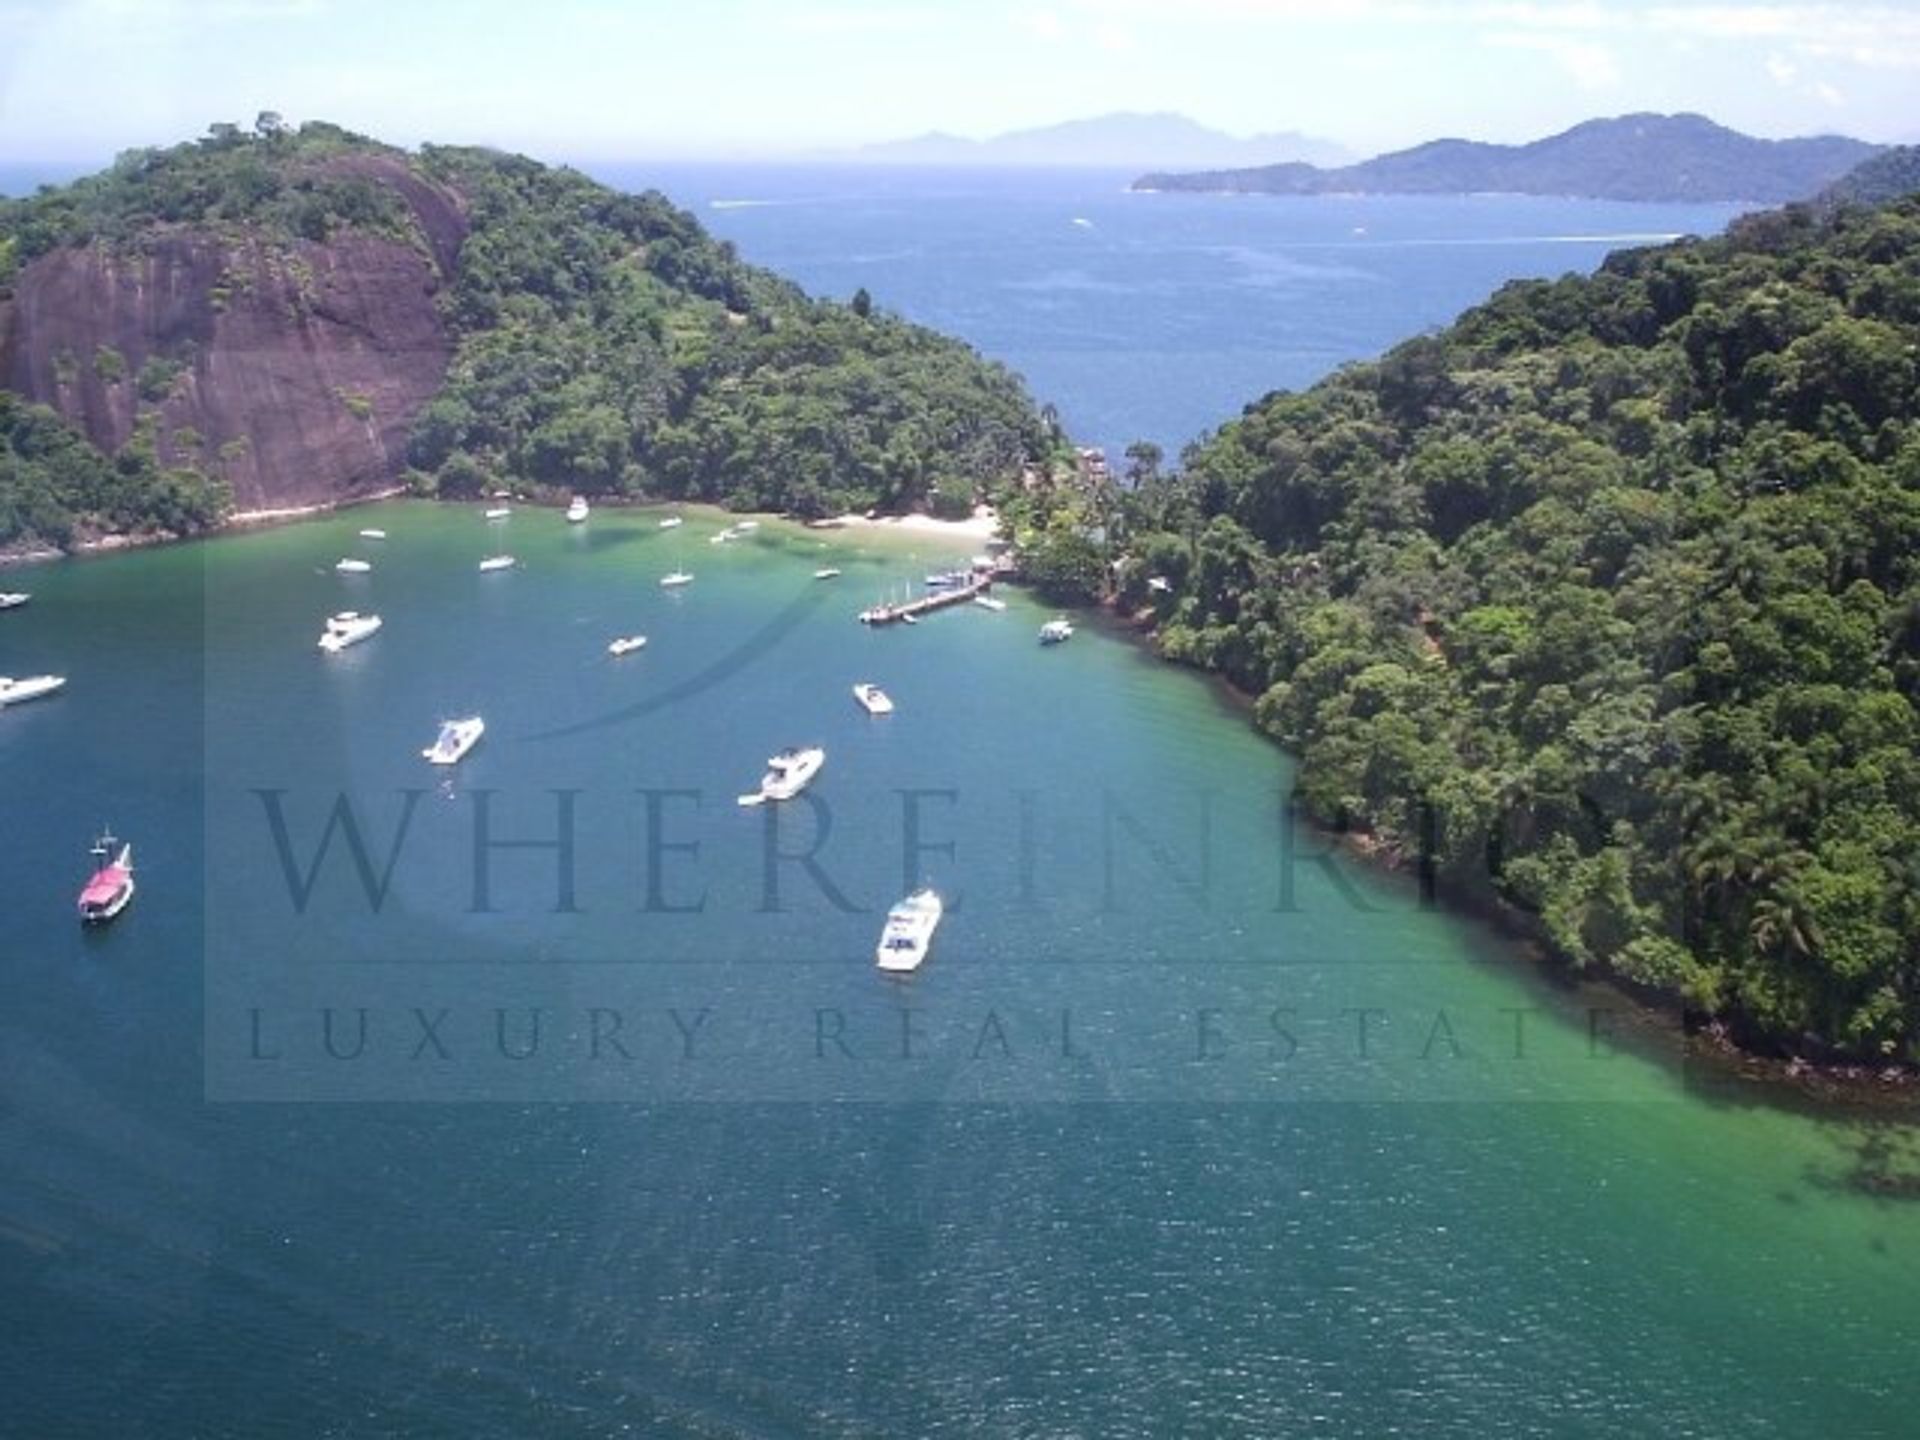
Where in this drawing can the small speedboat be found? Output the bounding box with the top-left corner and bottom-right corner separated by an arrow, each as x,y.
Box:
566,496 -> 590,523
479,555 -> 516,572
608,634 -> 648,657
484,506 -> 511,520
77,830 -> 135,925
660,571 -> 694,588
658,516 -> 684,529
335,558 -> 372,574
0,592 -> 30,609
0,674 -> 66,707
852,683 -> 894,715
737,745 -> 825,806
814,568 -> 842,581
318,611 -> 382,652
358,528 -> 388,541
422,716 -> 485,766
876,888 -> 943,973
1039,618 -> 1074,645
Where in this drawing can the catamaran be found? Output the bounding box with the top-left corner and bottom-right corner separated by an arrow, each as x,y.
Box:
660,570 -> 694,588
566,496 -> 590,522
0,592 -> 29,609
318,611 -> 382,652
852,683 -> 894,715
737,745 -> 825,806
422,716 -> 485,766
0,674 -> 66,707
875,888 -> 943,972
608,634 -> 648,656
76,830 -> 136,924
479,555 -> 516,572
335,557 -> 372,574
1039,618 -> 1074,645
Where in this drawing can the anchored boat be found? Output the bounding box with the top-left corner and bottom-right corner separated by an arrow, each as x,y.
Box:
318,611 -> 382,652
77,830 -> 136,925
852,683 -> 894,715
876,889 -> 943,972
0,674 -> 66,708
422,716 -> 485,766
737,745 -> 825,806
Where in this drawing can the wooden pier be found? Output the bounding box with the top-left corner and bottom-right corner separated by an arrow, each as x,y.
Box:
858,575 -> 993,626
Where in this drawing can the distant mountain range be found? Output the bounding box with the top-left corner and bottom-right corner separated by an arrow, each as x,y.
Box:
848,111 -> 1351,169
1134,113 -> 1880,204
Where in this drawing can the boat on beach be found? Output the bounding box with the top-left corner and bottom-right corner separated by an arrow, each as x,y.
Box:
852,683 -> 894,715
876,888 -> 943,972
608,634 -> 648,656
479,555 -> 516,572
737,745 -> 825,806
77,830 -> 135,924
318,611 -> 382,652
422,716 -> 485,766
0,675 -> 66,707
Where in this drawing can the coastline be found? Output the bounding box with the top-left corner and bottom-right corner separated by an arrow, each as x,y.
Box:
823,504 -> 1002,543
1087,594 -> 1920,1111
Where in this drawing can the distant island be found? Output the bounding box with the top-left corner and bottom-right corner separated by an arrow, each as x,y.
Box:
1817,144 -> 1920,209
0,119 -> 1050,552
850,111 -> 1350,170
1134,112 -> 1879,204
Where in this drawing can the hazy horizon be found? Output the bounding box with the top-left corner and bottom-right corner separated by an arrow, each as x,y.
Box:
2,0 -> 1917,164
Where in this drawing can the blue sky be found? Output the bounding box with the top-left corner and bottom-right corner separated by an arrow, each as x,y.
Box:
1,0 -> 1915,161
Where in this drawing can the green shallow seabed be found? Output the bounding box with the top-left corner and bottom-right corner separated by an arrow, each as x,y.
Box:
0,500 -> 1915,1437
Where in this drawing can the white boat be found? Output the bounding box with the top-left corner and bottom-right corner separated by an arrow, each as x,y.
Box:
972,595 -> 1006,612
660,571 -> 694,588
1039,618 -> 1074,645
318,611 -> 382,652
709,527 -> 738,545
0,592 -> 30,609
566,496 -> 590,523
608,634 -> 648,656
852,683 -> 894,715
658,516 -> 684,529
737,745 -> 825,806
77,830 -> 136,924
734,520 -> 759,532
876,888 -> 943,973
335,558 -> 372,574
422,716 -> 485,766
814,568 -> 841,580
0,674 -> 65,707
925,569 -> 969,589
484,506 -> 511,520
358,528 -> 388,541
479,555 -> 516,572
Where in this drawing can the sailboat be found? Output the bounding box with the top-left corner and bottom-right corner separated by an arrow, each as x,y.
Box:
77,830 -> 136,924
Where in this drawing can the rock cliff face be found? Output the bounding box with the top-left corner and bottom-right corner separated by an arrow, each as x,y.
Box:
0,157 -> 466,511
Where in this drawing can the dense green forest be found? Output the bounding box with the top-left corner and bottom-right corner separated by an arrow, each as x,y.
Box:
406,146 -> 1047,516
0,119 -> 1049,546
1016,196 -> 1920,1058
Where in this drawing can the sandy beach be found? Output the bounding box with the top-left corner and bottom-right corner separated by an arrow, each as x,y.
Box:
824,504 -> 1002,543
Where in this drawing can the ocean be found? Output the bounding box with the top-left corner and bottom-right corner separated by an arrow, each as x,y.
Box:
5,169 -> 1916,1438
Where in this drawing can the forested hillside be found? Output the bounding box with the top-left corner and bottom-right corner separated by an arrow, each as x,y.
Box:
1033,197 -> 1920,1057
0,120 -> 1047,548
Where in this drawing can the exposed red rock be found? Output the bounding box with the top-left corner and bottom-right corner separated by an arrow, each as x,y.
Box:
0,157 -> 468,511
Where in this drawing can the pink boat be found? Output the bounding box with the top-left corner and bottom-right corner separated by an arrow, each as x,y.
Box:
78,831 -> 135,924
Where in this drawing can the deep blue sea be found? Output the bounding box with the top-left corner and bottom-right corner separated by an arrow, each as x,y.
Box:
580,164 -> 1749,456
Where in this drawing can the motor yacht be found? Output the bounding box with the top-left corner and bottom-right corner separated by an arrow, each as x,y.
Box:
318,611 -> 382,652
422,716 -> 485,766
0,674 -> 66,707
737,745 -> 825,806
875,888 -> 943,972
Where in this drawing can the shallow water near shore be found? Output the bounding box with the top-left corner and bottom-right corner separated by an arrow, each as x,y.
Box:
1,500 -> 1917,1435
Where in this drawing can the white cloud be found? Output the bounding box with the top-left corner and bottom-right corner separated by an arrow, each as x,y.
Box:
1016,9 -> 1067,41
1765,52 -> 1797,83
1484,30 -> 1622,88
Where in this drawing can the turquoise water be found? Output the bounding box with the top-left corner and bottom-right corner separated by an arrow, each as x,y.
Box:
3,502 -> 1917,1436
